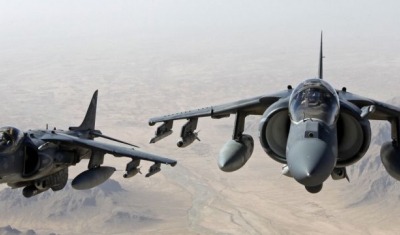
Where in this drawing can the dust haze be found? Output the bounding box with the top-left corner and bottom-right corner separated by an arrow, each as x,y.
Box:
1,1 -> 400,234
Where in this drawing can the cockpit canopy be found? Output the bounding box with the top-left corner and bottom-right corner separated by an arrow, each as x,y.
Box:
0,126 -> 24,153
289,79 -> 340,124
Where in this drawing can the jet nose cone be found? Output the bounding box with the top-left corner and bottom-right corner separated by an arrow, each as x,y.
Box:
287,138 -> 336,187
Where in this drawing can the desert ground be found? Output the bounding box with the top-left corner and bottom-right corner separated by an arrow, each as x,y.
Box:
1,1 -> 400,234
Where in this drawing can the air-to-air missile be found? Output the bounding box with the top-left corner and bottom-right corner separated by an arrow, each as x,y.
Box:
23,185 -> 48,198
123,168 -> 141,178
176,118 -> 200,148
177,131 -> 200,148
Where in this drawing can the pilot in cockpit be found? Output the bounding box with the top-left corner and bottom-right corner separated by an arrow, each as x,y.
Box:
289,79 -> 339,125
308,89 -> 321,105
301,88 -> 325,105
0,131 -> 12,146
0,127 -> 24,151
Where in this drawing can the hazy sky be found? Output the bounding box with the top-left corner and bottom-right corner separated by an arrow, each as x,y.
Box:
1,0 -> 400,103
2,0 -> 400,49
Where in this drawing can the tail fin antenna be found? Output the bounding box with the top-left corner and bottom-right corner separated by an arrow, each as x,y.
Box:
318,31 -> 323,79
69,90 -> 98,131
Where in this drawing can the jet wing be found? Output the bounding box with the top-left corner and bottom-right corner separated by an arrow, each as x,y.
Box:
339,91 -> 400,120
41,133 -> 177,166
148,90 -> 292,144
149,90 -> 291,125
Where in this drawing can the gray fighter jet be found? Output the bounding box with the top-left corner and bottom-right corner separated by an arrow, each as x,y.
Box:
0,91 -> 176,198
149,34 -> 400,193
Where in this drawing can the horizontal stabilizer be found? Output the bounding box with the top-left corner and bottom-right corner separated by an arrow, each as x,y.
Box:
90,130 -> 139,148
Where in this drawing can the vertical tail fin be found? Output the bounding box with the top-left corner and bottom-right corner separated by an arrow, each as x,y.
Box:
69,90 -> 98,131
318,31 -> 323,79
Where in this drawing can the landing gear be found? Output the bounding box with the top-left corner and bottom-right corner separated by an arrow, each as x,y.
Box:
305,184 -> 323,194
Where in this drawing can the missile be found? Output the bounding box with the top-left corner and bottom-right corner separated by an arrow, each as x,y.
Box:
177,137 -> 194,148
177,131 -> 200,148
72,166 -> 116,190
22,185 -> 47,198
123,167 -> 141,178
177,119 -> 199,148
218,134 -> 254,172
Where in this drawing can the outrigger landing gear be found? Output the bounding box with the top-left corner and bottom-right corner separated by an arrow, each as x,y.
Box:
123,159 -> 141,178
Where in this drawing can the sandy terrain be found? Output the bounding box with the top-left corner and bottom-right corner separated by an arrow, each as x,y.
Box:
1,44 -> 400,234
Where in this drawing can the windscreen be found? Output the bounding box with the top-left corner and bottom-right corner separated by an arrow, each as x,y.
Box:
289,79 -> 339,124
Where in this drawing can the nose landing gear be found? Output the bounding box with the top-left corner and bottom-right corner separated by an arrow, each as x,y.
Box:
305,184 -> 323,193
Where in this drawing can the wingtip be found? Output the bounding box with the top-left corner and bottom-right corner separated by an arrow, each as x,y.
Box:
149,120 -> 156,126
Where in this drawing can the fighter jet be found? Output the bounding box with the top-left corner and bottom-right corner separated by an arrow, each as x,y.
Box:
148,33 -> 400,193
0,91 -> 176,198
